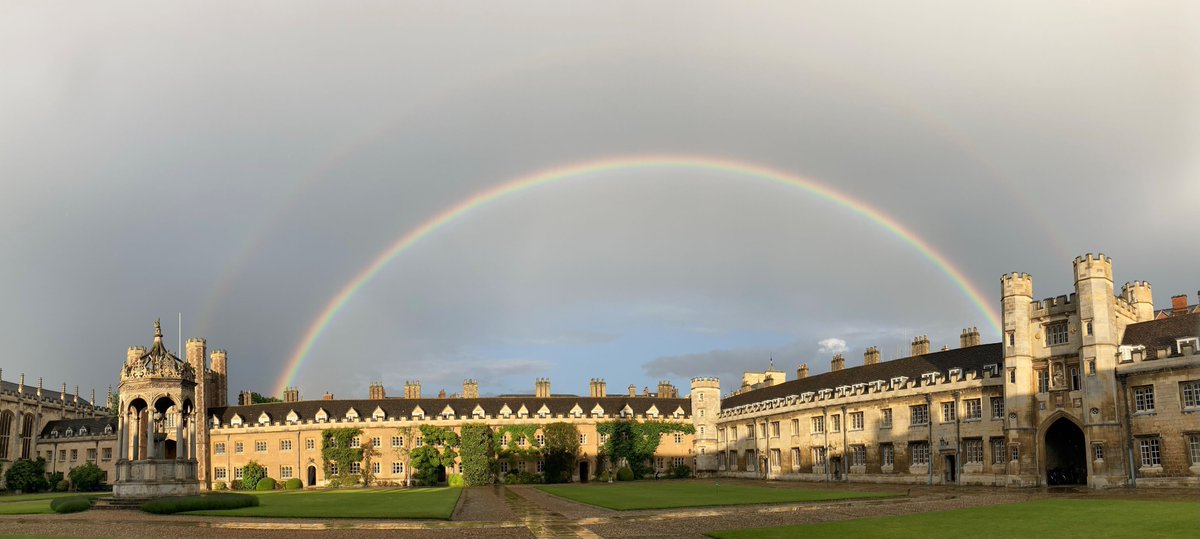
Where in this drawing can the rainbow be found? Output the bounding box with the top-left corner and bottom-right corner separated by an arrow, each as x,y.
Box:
275,155 -> 1002,395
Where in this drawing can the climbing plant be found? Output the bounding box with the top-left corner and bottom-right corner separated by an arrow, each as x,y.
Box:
597,420 -> 694,478
457,423 -> 496,486
360,438 -> 378,486
541,422 -> 580,483
409,425 -> 459,485
321,428 -> 363,488
495,424 -> 542,460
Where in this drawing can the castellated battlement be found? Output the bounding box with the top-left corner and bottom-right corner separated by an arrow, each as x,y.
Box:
1001,272 -> 1033,297
690,377 -> 721,389
1072,252 -> 1113,280
1032,293 -> 1077,316
186,338 -> 206,344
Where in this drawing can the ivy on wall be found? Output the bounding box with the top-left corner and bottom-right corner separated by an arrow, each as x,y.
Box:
409,425 -> 460,485
495,424 -> 542,460
541,422 -> 580,483
321,428 -> 363,487
457,423 -> 496,486
597,420 -> 694,478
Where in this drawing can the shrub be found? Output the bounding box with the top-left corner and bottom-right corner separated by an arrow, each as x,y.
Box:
69,463 -> 106,491
284,478 -> 303,490
255,477 -> 276,491
3,458 -> 49,493
55,480 -> 69,492
229,479 -> 243,490
501,471 -> 543,485
446,474 -> 464,487
596,470 -> 611,482
616,466 -> 634,482
668,464 -> 692,479
141,493 -> 259,514
542,423 -> 581,484
458,423 -> 496,486
241,461 -> 266,490
213,481 -> 227,491
48,472 -> 66,491
50,496 -> 92,514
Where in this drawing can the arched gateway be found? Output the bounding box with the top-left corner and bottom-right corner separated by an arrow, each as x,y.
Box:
1043,416 -> 1087,486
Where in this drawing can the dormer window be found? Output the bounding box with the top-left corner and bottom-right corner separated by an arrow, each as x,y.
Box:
103,425 -> 112,435
65,428 -> 74,437
78,427 -> 87,436
1177,337 -> 1198,355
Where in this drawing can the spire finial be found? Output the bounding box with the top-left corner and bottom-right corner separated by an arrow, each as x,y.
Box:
154,318 -> 163,340
769,356 -> 774,370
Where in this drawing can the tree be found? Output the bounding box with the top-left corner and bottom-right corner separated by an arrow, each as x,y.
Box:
68,462 -> 106,491
250,392 -> 282,404
598,420 -> 693,479
541,423 -> 580,483
4,458 -> 49,493
458,424 -> 496,486
241,460 -> 266,490
409,425 -> 459,485
360,439 -> 377,487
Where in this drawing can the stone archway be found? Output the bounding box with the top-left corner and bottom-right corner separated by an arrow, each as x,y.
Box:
307,465 -> 317,486
1043,417 -> 1087,486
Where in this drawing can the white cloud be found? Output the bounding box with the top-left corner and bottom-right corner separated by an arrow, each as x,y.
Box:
818,338 -> 848,354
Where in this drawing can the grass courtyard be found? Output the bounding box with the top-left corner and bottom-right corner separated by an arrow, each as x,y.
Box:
0,492 -> 108,515
537,481 -> 899,510
184,487 -> 461,519
707,498 -> 1200,539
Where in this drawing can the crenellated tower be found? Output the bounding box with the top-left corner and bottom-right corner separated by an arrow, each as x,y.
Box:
689,377 -> 721,476
1001,271 -> 1037,485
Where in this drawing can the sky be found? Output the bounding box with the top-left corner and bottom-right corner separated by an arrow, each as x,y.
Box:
1,1 -> 1197,402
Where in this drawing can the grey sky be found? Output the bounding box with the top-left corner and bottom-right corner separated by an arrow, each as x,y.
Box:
1,2 -> 1196,400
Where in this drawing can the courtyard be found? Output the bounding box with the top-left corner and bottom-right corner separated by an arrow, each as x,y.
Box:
0,480 -> 1196,538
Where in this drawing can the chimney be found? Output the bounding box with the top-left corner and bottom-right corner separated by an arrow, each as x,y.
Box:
535,378 -> 551,398
284,387 -> 300,403
404,380 -> 421,399
643,386 -> 650,397
322,392 -> 334,401
589,378 -> 607,398
831,354 -> 845,372
239,390 -> 253,406
657,381 -> 676,398
628,384 -> 637,397
911,335 -> 930,356
797,363 -> 809,379
369,382 -> 385,400
438,388 -> 446,398
863,346 -> 881,366
960,327 -> 981,348
1172,294 -> 1188,315
462,379 -> 478,399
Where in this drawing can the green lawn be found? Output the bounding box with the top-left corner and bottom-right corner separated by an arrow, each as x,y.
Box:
185,487 -> 461,519
0,492 -> 108,503
708,499 -> 1200,539
537,481 -> 898,510
0,501 -> 56,515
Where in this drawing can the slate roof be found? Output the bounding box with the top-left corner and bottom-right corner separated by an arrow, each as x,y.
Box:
38,416 -> 117,438
209,396 -> 691,424
1121,312 -> 1200,358
0,381 -> 94,406
721,343 -> 1004,409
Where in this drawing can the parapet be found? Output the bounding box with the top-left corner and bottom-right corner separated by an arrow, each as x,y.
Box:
1073,252 -> 1113,281
1001,272 -> 1033,297
690,377 -> 721,390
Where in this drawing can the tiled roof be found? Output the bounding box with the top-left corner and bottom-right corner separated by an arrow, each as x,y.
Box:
1121,313 -> 1200,358
721,343 -> 1003,409
38,416 -> 117,438
0,381 -> 94,406
209,396 -> 691,425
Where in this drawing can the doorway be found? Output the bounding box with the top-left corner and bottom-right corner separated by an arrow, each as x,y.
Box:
436,465 -> 447,484
579,461 -> 589,483
944,455 -> 957,483
164,440 -> 177,460
307,465 -> 317,487
1044,417 -> 1087,485
830,457 -> 842,480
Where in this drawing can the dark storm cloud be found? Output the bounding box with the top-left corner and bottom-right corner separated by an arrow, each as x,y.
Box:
0,2 -> 1196,399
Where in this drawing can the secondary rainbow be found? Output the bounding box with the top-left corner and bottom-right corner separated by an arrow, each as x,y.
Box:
276,155 -> 1002,395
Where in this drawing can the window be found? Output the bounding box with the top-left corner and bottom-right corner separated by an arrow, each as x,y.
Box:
673,457 -> 685,468
811,416 -> 825,433
215,442 -> 226,455
306,438 -> 315,450
214,467 -> 227,480
102,447 -> 112,461
830,414 -> 841,432
392,436 -> 402,448
1182,381 -> 1200,409
991,438 -> 1007,465
849,412 -> 864,431
812,447 -> 826,467
1093,443 -> 1104,461
1133,385 -> 1155,412
329,463 -> 337,476
535,434 -> 545,446
536,461 -> 544,473
255,441 -> 267,453
1070,366 -> 1080,391
59,450 -> 66,461
790,448 -> 801,471
350,436 -> 361,448
729,426 -> 737,441
280,439 -> 293,451
1037,370 -> 1049,393
1010,445 -> 1019,462
850,445 -> 866,467
235,442 -> 244,454
350,462 -> 361,474
770,448 -> 781,468
70,449 -> 78,462
1086,320 -> 1093,336
392,462 -> 404,474
516,436 -> 526,447
1046,321 -> 1069,346
747,423 -> 756,439
87,448 -> 97,462
963,439 -> 983,464
747,450 -> 758,471
881,444 -> 894,467
760,423 -> 768,439
964,399 -> 982,420
415,436 -> 423,446
770,421 -> 780,438
910,442 -> 930,466
281,466 -> 293,479
674,433 -> 683,444
234,467 -> 244,480
1138,438 -> 1161,467
499,461 -> 509,473
372,462 -> 381,475
880,408 -> 893,428
579,434 -> 587,445
791,419 -> 800,435
600,433 -> 608,445
991,397 -> 1005,419
699,410 -> 704,418
941,402 -> 956,422
910,405 -> 929,426
371,437 -> 381,449
718,428 -> 726,442
1188,434 -> 1200,465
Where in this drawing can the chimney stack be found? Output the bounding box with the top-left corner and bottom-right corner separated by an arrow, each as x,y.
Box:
462,379 -> 478,399
239,390 -> 253,406
1172,294 -> 1188,315
369,382 -> 385,400
628,384 -> 637,397
797,363 -> 809,379
323,392 -> 334,400
535,378 -> 551,398
589,378 -> 607,397
863,346 -> 881,366
404,381 -> 421,399
960,327 -> 980,348
831,354 -> 845,372
656,381 -> 677,398
911,335 -> 930,356
284,387 -> 300,403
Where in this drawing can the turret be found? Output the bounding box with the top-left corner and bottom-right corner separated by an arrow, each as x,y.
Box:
689,377 -> 721,476
1121,281 -> 1154,321
462,379 -> 478,399
209,349 -> 228,407
863,346 -> 881,365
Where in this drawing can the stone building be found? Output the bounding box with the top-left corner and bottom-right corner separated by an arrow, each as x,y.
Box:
709,255 -> 1199,488
0,371 -> 111,489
